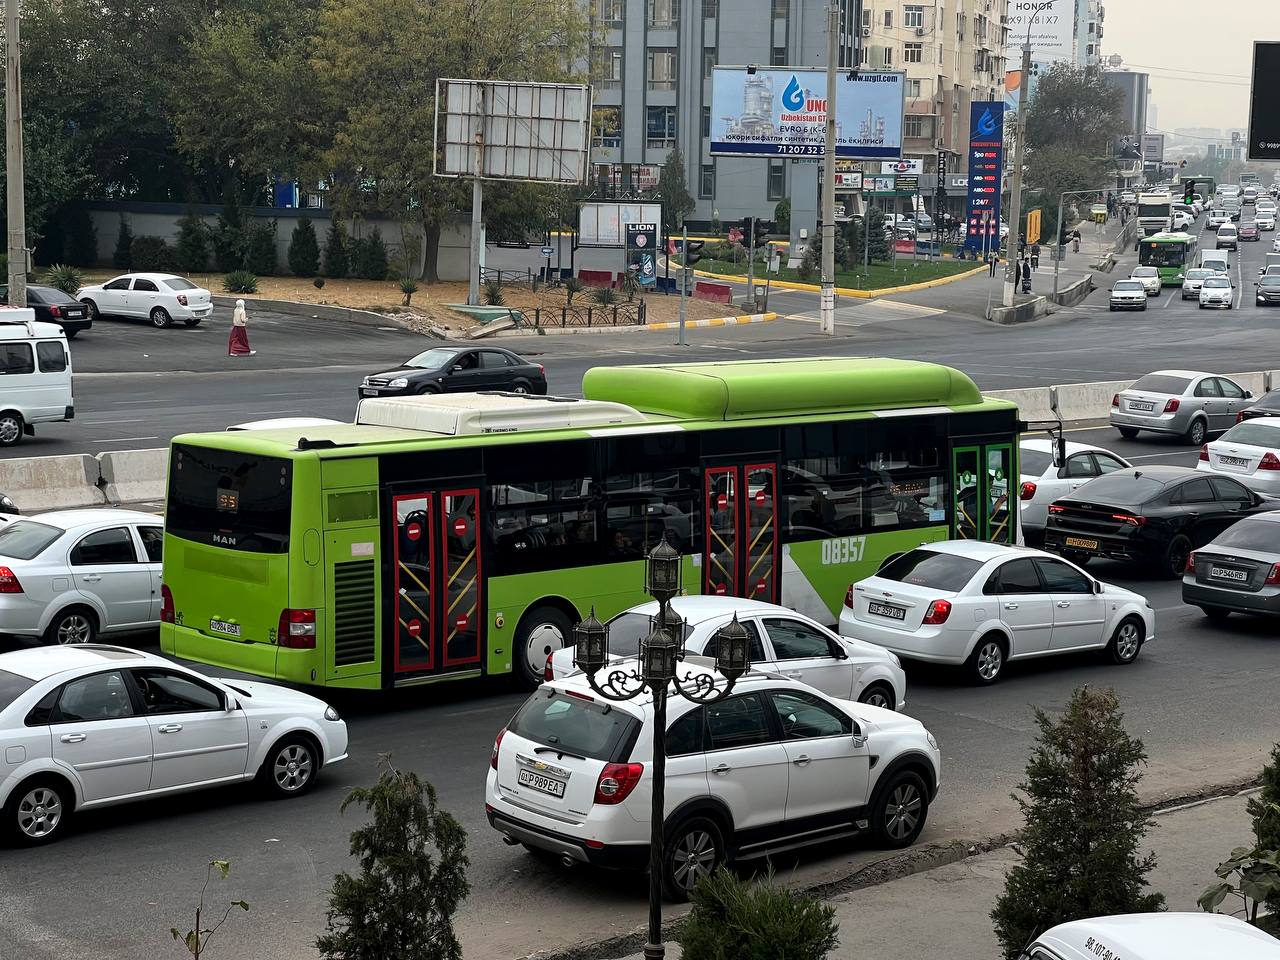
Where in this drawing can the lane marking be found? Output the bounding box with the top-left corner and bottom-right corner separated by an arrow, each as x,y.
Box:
88,436 -> 159,443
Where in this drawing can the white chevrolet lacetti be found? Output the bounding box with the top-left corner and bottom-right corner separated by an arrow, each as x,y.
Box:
0,645 -> 348,844
1018,438 -> 1131,541
838,541 -> 1153,684
546,596 -> 908,710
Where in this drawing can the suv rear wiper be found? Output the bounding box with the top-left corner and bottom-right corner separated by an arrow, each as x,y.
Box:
535,745 -> 586,761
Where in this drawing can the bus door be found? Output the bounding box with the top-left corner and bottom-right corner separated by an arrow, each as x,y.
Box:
951,444 -> 1015,544
388,487 -> 484,681
703,462 -> 780,603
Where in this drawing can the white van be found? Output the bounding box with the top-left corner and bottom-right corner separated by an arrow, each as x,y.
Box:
0,308 -> 74,446
1023,913 -> 1280,960
1199,248 -> 1230,274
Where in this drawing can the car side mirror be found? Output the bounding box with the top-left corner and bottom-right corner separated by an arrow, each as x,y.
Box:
225,696 -> 239,712
828,638 -> 849,660
1093,581 -> 1104,594
1244,390 -> 1253,398
451,364 -> 464,372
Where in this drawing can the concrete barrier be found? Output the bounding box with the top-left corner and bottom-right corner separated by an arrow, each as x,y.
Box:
693,281 -> 733,304
0,454 -> 105,512
989,297 -> 1051,325
1051,274 -> 1094,307
97,448 -> 169,505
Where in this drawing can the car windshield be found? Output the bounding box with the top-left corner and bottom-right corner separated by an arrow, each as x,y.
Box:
163,278 -> 198,291
1204,278 -> 1231,288
1069,471 -> 1166,504
1212,519 -> 1280,553
601,611 -> 693,659
1186,269 -> 1214,280
1132,374 -> 1191,395
1261,279 -> 1280,289
404,348 -> 460,369
0,669 -> 35,712
1132,267 -> 1157,277
1114,281 -> 1143,291
877,548 -> 982,592
0,520 -> 63,560
1222,423 -> 1280,448
1019,447 -> 1054,476
507,688 -> 640,762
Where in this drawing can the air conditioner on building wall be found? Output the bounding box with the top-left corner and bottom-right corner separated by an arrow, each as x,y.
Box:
862,25 -> 871,37
916,27 -> 926,36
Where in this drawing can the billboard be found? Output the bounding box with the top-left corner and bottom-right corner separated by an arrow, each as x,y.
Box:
435,79 -> 591,183
964,102 -> 1005,252
1002,0 -> 1075,65
1141,133 -> 1165,163
1248,42 -> 1280,161
709,67 -> 905,159
881,159 -> 922,175
578,202 -> 663,248
625,223 -> 658,289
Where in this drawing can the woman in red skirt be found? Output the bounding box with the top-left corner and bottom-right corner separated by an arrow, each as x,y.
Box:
228,299 -> 255,356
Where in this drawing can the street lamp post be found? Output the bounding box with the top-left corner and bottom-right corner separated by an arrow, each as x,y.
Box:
573,539 -> 751,960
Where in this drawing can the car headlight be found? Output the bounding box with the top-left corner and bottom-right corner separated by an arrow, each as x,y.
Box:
388,378 -> 408,389
926,731 -> 939,751
324,705 -> 341,722
0,495 -> 15,511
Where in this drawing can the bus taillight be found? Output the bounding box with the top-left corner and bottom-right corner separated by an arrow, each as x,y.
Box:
160,584 -> 175,623
278,608 -> 317,648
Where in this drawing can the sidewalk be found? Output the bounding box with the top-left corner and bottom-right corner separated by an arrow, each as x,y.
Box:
618,790 -> 1259,960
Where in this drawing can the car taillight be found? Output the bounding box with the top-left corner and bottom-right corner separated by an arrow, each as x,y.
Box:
176,294 -> 188,306
1199,444 -> 1209,461
594,762 -> 644,805
277,608 -> 316,648
48,304 -> 62,318
1111,513 -> 1147,526
544,654 -> 554,683
1238,411 -> 1248,423
1164,398 -> 1180,413
922,599 -> 952,625
1111,393 -> 1120,407
844,585 -> 854,608
1020,480 -> 1037,501
537,363 -> 545,375
1186,551 -> 1196,573
160,583 -> 174,622
1261,453 -> 1280,471
0,566 -> 22,594
1266,564 -> 1280,586
491,727 -> 506,770
1048,504 -> 1065,514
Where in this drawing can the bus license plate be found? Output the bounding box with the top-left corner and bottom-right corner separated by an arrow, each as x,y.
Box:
517,768 -> 566,798
209,619 -> 242,638
1065,537 -> 1099,551
1219,455 -> 1249,467
1210,566 -> 1248,582
868,601 -> 906,621
1129,401 -> 1155,412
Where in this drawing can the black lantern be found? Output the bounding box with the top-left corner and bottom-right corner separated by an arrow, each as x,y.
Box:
639,621 -> 679,684
644,538 -> 682,603
710,615 -> 751,683
573,608 -> 608,675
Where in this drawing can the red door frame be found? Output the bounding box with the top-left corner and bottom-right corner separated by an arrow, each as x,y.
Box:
703,463 -> 780,603
440,488 -> 483,668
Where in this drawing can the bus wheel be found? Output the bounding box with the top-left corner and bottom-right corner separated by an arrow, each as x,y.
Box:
514,605 -> 573,689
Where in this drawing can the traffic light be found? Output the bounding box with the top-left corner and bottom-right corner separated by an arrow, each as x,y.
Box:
1184,182 -> 1195,204
685,240 -> 705,267
741,216 -> 754,240
752,218 -> 771,248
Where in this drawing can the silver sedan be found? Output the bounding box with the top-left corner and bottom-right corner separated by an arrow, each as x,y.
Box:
1183,511 -> 1280,619
1110,369 -> 1253,445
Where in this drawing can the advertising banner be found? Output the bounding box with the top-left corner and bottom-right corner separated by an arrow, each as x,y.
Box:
881,159 -> 922,175
1248,42 -> 1280,161
1002,0 -> 1075,65
1141,133 -> 1165,163
625,223 -> 658,288
964,101 -> 1005,252
710,67 -> 905,159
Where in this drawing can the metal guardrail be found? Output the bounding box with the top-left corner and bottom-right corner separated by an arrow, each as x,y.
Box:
525,301 -> 646,328
479,267 -> 536,288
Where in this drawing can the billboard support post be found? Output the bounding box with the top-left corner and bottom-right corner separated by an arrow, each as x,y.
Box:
678,225 -> 688,347
820,1 -> 838,336
1004,42 -> 1032,307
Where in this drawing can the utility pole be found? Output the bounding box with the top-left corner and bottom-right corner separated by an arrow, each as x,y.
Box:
467,84 -> 486,307
745,216 -> 755,308
1002,42 -> 1031,307
819,1 -> 838,335
5,0 -> 26,309
677,224 -> 687,347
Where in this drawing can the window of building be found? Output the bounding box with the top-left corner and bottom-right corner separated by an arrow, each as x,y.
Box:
701,105 -> 711,137
772,0 -> 788,18
594,47 -> 623,89
701,0 -> 718,17
647,0 -> 678,28
906,78 -> 923,98
700,163 -> 715,199
904,42 -> 923,63
905,115 -> 925,138
957,12 -> 965,40
771,45 -> 787,66
881,45 -> 893,67
883,9 -> 892,28
858,45 -> 869,66
646,106 -> 677,149
904,5 -> 924,28
592,106 -> 621,149
648,49 -> 677,91
595,0 -> 624,27
861,7 -> 871,28
768,160 -> 785,201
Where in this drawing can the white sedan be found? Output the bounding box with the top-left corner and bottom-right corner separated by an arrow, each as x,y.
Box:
1199,275 -> 1235,309
548,596 -> 907,710
1019,438 -> 1131,541
77,273 -> 213,329
0,645 -> 347,844
1197,416 -> 1280,497
1255,210 -> 1277,231
0,509 -> 163,645
1181,267 -> 1218,299
838,541 -> 1153,684
1130,266 -> 1162,296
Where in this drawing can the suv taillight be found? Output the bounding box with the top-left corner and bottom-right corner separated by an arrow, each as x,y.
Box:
0,566 -> 22,594
1164,398 -> 1180,413
277,608 -> 316,648
922,599 -> 952,625
594,762 -> 644,805
844,585 -> 854,608
160,583 -> 174,622
1020,480 -> 1037,501
491,727 -> 506,770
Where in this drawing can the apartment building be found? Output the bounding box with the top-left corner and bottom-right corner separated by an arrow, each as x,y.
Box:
1074,0 -> 1104,68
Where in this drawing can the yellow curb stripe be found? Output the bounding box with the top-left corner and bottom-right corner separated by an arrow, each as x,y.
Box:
644,312 -> 777,331
676,263 -> 989,298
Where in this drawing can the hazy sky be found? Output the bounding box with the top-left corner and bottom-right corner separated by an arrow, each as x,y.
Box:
1103,0 -> 1264,134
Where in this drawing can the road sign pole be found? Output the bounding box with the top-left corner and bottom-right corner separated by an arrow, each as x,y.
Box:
746,217 -> 756,308
819,1 -> 838,336
678,225 -> 688,347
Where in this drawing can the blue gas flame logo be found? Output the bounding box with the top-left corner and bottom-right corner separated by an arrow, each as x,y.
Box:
977,108 -> 998,136
782,75 -> 805,111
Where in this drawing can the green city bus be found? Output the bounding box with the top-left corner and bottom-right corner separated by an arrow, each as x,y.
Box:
1138,232 -> 1199,284
159,358 -> 1021,690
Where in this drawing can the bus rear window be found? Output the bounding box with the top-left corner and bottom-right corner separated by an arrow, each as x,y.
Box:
167,445 -> 293,553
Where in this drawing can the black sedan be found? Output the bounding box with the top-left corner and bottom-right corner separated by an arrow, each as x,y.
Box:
1043,465 -> 1278,579
1237,389 -> 1280,423
359,345 -> 547,399
0,284 -> 92,337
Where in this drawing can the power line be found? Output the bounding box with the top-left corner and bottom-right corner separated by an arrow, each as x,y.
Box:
1120,62 -> 1250,81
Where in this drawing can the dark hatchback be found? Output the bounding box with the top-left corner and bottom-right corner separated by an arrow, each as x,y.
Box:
359,345 -> 547,399
1183,511 -> 1280,620
0,284 -> 92,337
1256,276 -> 1280,307
1044,465 -> 1278,579
1237,389 -> 1280,423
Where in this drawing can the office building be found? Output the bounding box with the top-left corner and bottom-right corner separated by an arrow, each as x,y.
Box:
1074,0 -> 1103,67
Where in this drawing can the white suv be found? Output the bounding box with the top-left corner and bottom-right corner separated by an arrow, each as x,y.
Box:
486,666 -> 941,900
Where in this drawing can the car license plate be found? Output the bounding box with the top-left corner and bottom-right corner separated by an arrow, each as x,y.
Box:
1065,536 -> 1100,551
517,768 -> 567,798
66,310 -> 84,318
209,619 -> 241,638
1210,566 -> 1249,582
868,601 -> 906,620
361,388 -> 378,397
1129,401 -> 1155,412
1219,455 -> 1249,467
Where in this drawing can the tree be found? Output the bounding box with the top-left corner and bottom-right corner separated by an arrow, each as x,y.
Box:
213,190 -> 247,273
1248,743 -> 1280,914
1025,64 -> 1125,158
288,217 -> 321,277
991,687 -> 1165,958
351,227 -> 388,280
316,758 -> 470,960
773,197 -> 791,235
658,147 -> 695,230
113,216 -> 134,270
678,868 -> 839,960
321,220 -> 349,278
64,207 -> 99,267
170,859 -> 249,959
175,211 -> 210,273
242,220 -> 278,276
866,208 -> 891,263
0,114 -> 94,249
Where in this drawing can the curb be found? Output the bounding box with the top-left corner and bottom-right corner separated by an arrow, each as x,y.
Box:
211,295 -> 420,331
677,264 -> 989,299
643,311 -> 776,331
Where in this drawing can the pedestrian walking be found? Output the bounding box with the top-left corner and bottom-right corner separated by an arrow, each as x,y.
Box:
1014,258 -> 1022,286
1072,230 -> 1081,253
988,251 -> 999,276
1021,256 -> 1032,293
1030,243 -> 1040,270
228,298 -> 255,357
